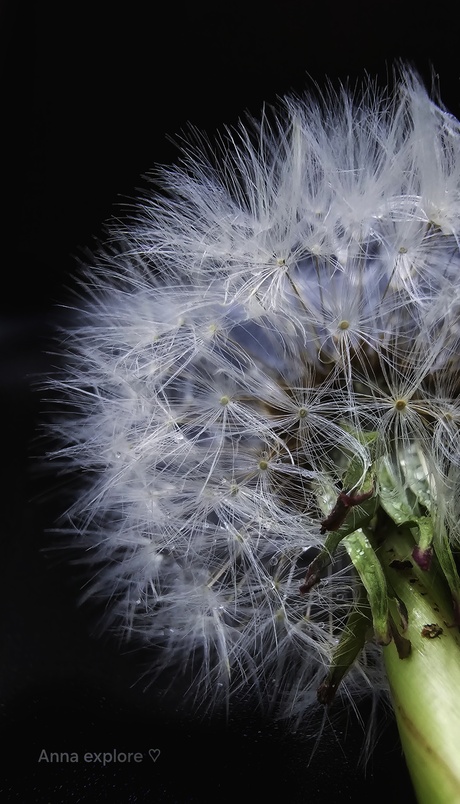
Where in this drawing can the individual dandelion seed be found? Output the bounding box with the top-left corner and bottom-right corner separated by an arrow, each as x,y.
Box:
45,66 -> 460,804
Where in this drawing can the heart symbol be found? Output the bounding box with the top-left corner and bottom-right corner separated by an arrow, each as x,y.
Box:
148,748 -> 161,762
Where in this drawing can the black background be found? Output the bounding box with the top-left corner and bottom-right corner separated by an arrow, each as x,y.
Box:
3,2 -> 460,801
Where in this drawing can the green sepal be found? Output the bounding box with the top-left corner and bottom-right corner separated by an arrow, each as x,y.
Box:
343,530 -> 391,645
378,459 -> 434,569
317,584 -> 372,705
388,584 -> 409,631
300,528 -> 353,593
301,467 -> 378,593
378,459 -> 423,524
340,428 -> 378,489
388,613 -> 412,658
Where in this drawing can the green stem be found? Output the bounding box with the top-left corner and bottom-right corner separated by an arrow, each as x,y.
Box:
379,525 -> 460,804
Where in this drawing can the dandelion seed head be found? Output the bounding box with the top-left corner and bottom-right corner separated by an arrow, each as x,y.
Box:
47,66 -> 460,731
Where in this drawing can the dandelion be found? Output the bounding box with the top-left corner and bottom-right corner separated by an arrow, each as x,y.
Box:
48,67 -> 460,803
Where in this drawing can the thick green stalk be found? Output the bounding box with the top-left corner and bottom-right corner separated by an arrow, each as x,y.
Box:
379,526 -> 460,804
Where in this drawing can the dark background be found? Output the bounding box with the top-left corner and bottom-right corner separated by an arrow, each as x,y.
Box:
3,1 -> 460,800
